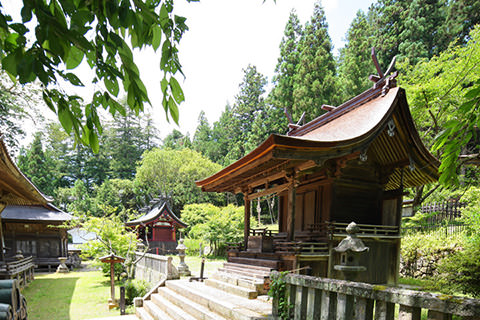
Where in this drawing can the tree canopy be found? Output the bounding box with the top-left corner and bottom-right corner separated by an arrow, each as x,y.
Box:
0,0 -> 194,152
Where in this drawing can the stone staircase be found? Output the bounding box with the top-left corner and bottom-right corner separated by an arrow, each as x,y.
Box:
135,263 -> 274,320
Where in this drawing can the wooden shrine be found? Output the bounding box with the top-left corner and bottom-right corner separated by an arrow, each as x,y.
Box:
126,201 -> 187,255
1,204 -> 72,268
196,52 -> 439,284
0,138 -> 45,282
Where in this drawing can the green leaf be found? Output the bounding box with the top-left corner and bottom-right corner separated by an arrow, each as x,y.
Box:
169,77 -> 184,103
66,46 -> 84,69
152,25 -> 162,51
2,53 -> 18,76
65,73 -> 84,86
104,76 -> 119,96
89,129 -> 99,154
58,107 -> 73,134
168,96 -> 179,123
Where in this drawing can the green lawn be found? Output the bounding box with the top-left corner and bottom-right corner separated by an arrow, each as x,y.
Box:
22,269 -> 124,320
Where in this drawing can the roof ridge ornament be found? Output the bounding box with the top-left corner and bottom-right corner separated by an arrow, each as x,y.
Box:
368,47 -> 398,96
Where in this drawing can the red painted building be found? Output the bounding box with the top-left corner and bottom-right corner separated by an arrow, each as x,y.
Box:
126,202 -> 187,255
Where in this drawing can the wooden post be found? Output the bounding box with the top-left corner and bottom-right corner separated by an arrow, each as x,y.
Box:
110,262 -> 115,302
0,203 -> 5,262
244,194 -> 250,251
287,181 -> 296,241
120,286 -> 126,315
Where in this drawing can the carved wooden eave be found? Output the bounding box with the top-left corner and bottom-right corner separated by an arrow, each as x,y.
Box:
196,86 -> 440,196
0,138 -> 51,207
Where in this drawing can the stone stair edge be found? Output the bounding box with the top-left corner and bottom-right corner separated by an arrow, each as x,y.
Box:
155,286 -> 227,320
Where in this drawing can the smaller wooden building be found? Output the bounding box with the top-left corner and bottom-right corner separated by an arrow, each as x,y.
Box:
2,204 -> 73,268
126,202 -> 187,255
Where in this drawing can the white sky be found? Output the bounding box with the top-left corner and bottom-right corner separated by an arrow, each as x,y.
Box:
141,0 -> 375,138
10,0 -> 375,145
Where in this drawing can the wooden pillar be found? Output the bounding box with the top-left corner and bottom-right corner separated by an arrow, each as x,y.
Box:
0,203 -> 5,261
244,194 -> 250,251
287,180 -> 296,241
110,262 -> 115,302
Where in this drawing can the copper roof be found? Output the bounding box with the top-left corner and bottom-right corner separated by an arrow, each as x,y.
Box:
0,138 -> 51,206
196,86 -> 439,193
126,202 -> 187,229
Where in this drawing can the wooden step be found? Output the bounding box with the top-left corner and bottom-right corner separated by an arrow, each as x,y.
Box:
228,257 -> 280,269
155,286 -> 226,320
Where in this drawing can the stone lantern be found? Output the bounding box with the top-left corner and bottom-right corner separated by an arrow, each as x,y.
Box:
333,222 -> 369,281
176,238 -> 191,276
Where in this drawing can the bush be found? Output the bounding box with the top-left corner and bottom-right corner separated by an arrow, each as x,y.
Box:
124,279 -> 151,305
401,230 -> 462,278
435,187 -> 480,297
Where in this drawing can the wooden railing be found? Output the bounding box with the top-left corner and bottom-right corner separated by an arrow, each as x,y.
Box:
274,242 -> 329,256
271,272 -> 480,319
331,222 -> 399,237
0,257 -> 35,288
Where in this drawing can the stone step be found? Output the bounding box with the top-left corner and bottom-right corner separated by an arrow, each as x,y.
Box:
211,271 -> 266,294
155,286 -> 226,320
143,300 -> 174,320
205,278 -> 258,299
150,291 -> 198,320
225,262 -> 275,273
227,258 -> 280,270
166,280 -> 271,320
218,267 -> 269,280
136,306 -> 155,320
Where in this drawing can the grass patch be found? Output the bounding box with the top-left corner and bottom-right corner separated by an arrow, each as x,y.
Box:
22,269 -> 127,320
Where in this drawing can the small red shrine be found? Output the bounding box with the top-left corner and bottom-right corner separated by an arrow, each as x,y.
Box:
126,201 -> 187,255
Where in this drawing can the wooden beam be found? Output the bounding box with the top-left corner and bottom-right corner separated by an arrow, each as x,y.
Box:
246,183 -> 290,201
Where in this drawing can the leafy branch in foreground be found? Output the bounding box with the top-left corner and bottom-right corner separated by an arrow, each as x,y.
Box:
0,0 -> 196,152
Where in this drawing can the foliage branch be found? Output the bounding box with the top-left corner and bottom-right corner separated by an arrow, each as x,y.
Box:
0,0 -> 195,152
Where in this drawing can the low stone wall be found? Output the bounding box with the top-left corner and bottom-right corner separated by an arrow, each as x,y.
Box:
399,247 -> 460,278
134,252 -> 179,283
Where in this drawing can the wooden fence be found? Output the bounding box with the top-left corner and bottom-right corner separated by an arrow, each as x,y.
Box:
272,272 -> 480,319
419,200 -> 467,223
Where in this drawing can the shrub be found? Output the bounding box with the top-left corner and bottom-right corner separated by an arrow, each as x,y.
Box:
435,187 -> 480,297
124,279 -> 151,305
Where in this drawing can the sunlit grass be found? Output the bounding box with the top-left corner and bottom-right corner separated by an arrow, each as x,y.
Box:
22,268 -> 125,320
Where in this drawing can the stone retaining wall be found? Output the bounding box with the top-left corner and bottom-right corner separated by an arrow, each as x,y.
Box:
399,247 -> 460,278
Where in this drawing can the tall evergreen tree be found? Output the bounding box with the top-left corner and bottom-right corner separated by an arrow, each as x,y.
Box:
225,65 -> 267,162
293,1 -> 337,121
271,10 -> 303,114
17,133 -> 56,196
336,10 -> 376,101
192,111 -> 215,161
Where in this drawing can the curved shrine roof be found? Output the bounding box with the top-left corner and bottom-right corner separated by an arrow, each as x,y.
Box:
0,138 -> 51,207
196,86 -> 439,193
126,202 -> 187,229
